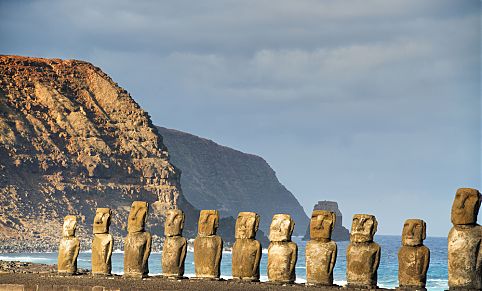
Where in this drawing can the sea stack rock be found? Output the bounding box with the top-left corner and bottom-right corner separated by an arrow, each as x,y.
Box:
303,201 -> 349,241
346,214 -> 381,288
448,188 -> 481,290
124,201 -> 152,278
92,208 -> 113,275
232,212 -> 262,281
194,210 -> 223,279
162,209 -> 187,279
305,210 -> 337,286
267,214 -> 297,284
58,215 -> 80,275
398,219 -> 430,290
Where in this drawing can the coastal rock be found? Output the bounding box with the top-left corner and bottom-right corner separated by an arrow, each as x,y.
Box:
194,210 -> 223,279
303,201 -> 349,241
305,210 -> 337,286
232,212 -> 262,281
57,215 -> 79,275
398,219 -> 430,289
124,201 -> 151,278
156,126 -> 309,236
346,214 -> 380,289
92,208 -> 113,275
448,188 -> 481,290
0,55 -> 198,251
162,209 -> 187,278
267,214 -> 297,283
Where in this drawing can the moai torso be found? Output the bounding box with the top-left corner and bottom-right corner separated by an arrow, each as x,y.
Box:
346,214 -> 380,288
267,214 -> 297,283
124,201 -> 152,278
92,208 -> 113,275
398,219 -> 430,289
162,209 -> 187,278
193,210 -> 223,279
232,212 -> 262,281
306,210 -> 337,286
448,188 -> 481,290
58,215 -> 80,275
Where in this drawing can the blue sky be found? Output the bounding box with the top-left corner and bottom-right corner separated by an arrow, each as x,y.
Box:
0,0 -> 480,236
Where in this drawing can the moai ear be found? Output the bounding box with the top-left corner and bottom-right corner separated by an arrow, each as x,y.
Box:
214,212 -> 219,229
372,217 -> 378,235
331,212 -> 336,231
144,203 -> 149,224
180,212 -> 185,229
422,221 -> 426,240
289,217 -> 295,236
254,214 -> 260,232
476,192 -> 482,218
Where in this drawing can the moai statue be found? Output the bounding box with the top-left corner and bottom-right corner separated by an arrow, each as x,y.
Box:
232,212 -> 262,281
448,188 -> 481,290
305,210 -> 337,286
92,208 -> 114,276
267,214 -> 297,284
194,210 -> 223,279
58,215 -> 80,275
124,201 -> 152,278
346,214 -> 381,288
398,219 -> 430,290
162,209 -> 187,279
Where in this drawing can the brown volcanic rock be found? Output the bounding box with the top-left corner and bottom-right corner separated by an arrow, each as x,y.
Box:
0,55 -> 197,251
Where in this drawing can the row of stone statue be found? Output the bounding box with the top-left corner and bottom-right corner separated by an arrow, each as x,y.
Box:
58,187 -> 481,290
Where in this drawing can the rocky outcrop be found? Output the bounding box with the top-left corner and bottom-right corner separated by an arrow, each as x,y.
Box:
156,126 -> 309,236
0,55 -> 198,251
303,201 -> 350,241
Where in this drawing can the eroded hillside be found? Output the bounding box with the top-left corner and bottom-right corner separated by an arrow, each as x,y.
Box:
0,55 -> 197,251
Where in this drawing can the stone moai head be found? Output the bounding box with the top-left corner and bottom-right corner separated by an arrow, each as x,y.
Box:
235,212 -> 260,239
350,214 -> 377,243
62,215 -> 77,237
310,210 -> 336,240
198,210 -> 219,236
451,188 -> 481,225
93,208 -> 111,234
164,209 -> 185,237
402,219 -> 426,246
127,201 -> 148,233
269,214 -> 295,242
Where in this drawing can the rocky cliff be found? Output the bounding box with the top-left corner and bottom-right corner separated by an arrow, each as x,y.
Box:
157,127 -> 309,236
303,200 -> 350,241
0,55 -> 199,251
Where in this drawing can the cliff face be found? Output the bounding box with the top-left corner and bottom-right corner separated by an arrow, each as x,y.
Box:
157,127 -> 309,236
303,200 -> 350,241
0,55 -> 197,251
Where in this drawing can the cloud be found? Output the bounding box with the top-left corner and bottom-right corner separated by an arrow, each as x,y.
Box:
0,0 -> 480,235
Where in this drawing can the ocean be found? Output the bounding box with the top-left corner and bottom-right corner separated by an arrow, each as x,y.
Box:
0,235 -> 448,290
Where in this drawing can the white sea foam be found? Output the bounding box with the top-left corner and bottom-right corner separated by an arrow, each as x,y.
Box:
113,249 -> 123,254
0,256 -> 51,262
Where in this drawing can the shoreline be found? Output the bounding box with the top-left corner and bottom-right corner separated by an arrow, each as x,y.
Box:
0,260 -> 392,291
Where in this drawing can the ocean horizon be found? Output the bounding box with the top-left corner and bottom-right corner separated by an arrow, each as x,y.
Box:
0,235 -> 448,291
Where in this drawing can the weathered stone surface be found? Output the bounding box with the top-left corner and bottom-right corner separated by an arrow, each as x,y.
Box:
124,201 -> 151,278
398,219 -> 429,289
303,201 -> 349,241
162,209 -> 187,278
0,55 -> 199,252
305,210 -> 337,286
346,214 -> 380,288
448,188 -> 481,290
92,208 -> 113,275
232,212 -> 262,281
267,214 -> 297,283
194,210 -> 223,279
57,215 -> 80,275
